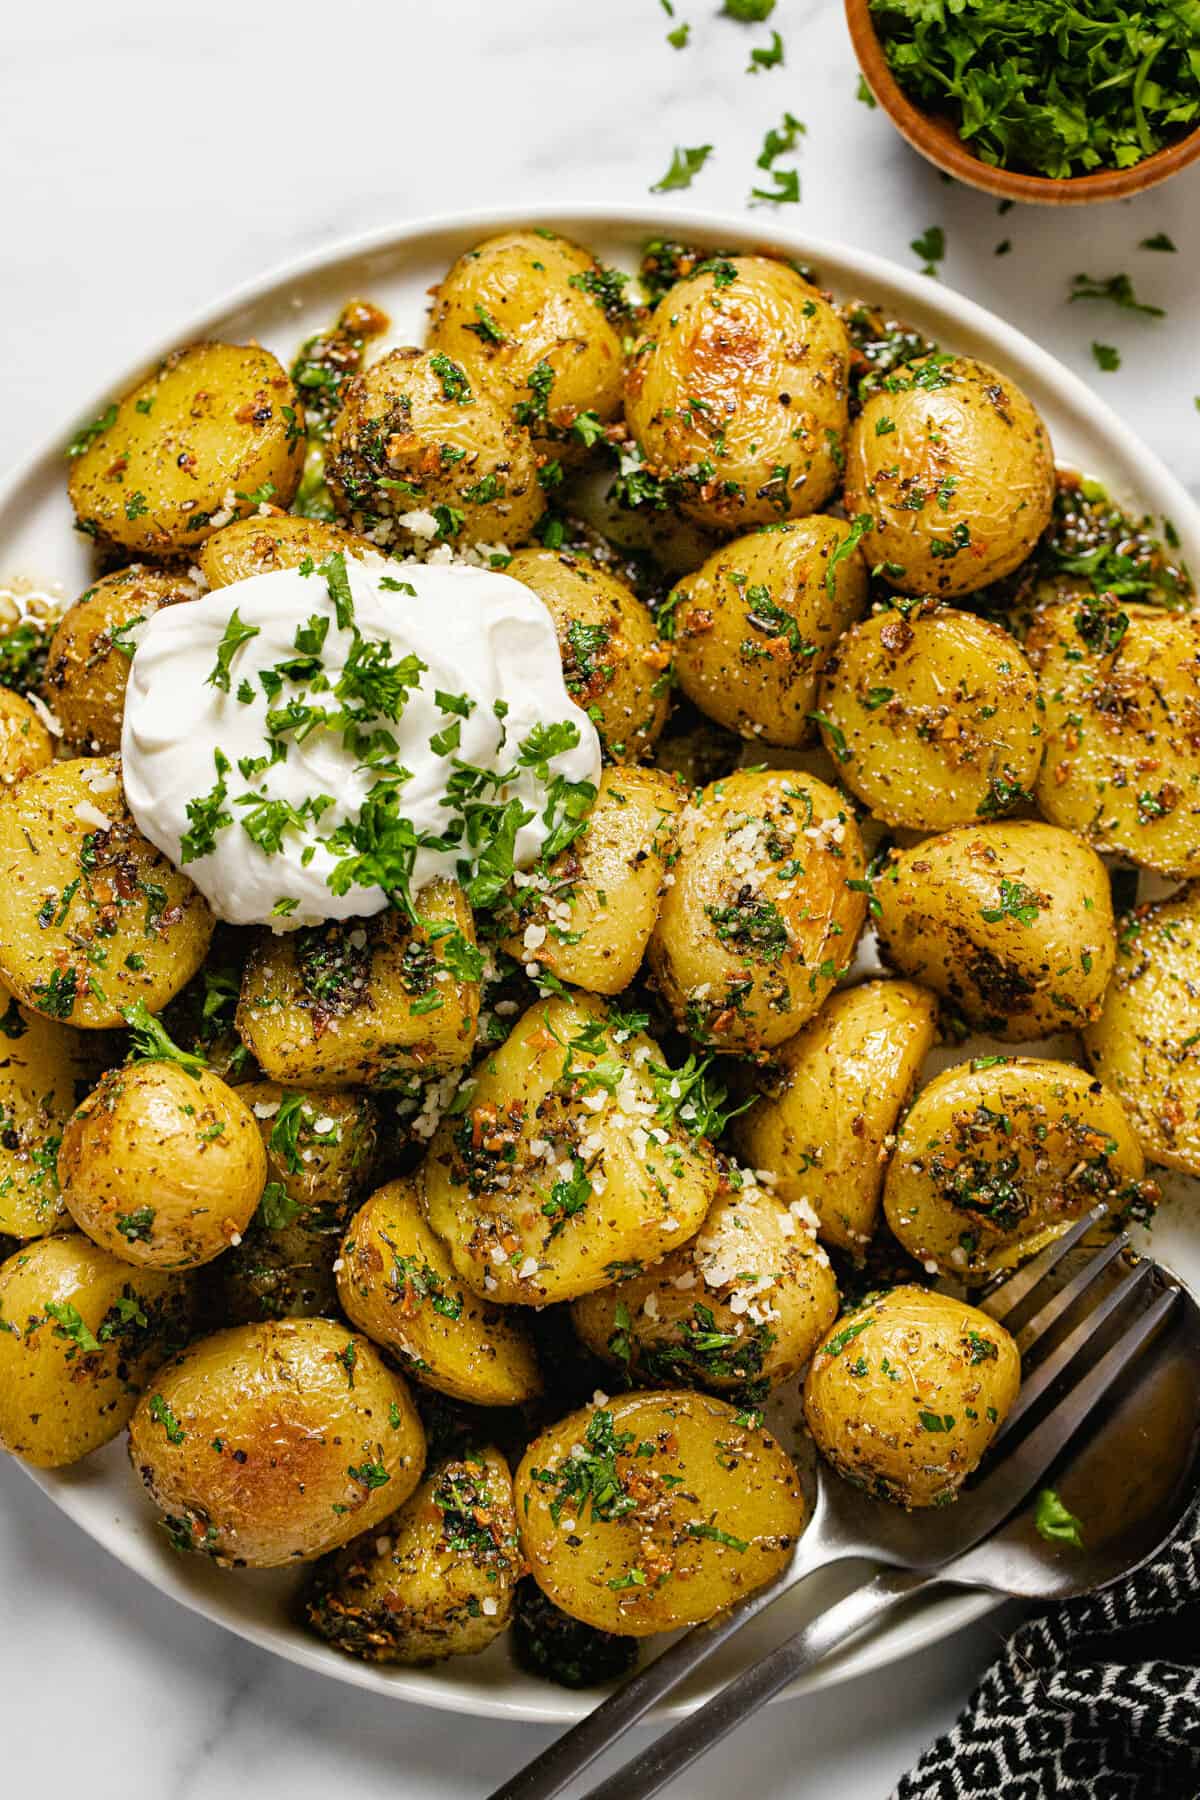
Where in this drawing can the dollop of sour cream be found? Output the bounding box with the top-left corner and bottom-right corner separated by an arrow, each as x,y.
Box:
121,556 -> 602,928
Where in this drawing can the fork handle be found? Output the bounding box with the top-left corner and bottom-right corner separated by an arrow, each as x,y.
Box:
581,1566 -> 931,1800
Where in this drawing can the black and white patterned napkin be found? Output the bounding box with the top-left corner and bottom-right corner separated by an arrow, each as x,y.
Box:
895,1501 -> 1200,1800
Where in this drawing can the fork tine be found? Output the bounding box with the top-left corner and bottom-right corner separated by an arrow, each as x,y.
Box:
1012,1231 -> 1132,1359
978,1202 -> 1109,1329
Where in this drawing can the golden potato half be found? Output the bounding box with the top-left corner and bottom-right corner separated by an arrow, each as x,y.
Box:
815,605 -> 1041,831
648,769 -> 868,1054
67,342 -> 305,556
0,756 -> 214,1028
127,1318 -> 425,1566
196,514 -> 373,589
0,1003 -> 97,1240
0,1233 -> 192,1467
625,256 -> 850,531
883,1058 -> 1151,1280
1029,600 -> 1200,878
876,822 -> 1116,1041
0,689 -> 54,785
516,1392 -> 805,1635
733,979 -> 938,1257
803,1286 -> 1019,1507
844,354 -> 1054,597
668,516 -> 869,747
44,567 -> 199,754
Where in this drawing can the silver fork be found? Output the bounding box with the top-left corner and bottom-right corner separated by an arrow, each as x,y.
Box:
490,1207 -> 1177,1800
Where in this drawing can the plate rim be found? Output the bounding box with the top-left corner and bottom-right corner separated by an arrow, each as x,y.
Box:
9,200 -> 1200,1726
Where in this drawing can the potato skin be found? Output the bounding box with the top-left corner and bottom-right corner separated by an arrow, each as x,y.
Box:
815,605 -> 1041,831
648,769 -> 868,1054
733,980 -> 938,1258
844,355 -> 1054,597
803,1286 -> 1019,1507
60,1060 -> 267,1269
236,882 -> 479,1089
428,230 -> 625,453
326,347 -> 544,551
43,567 -> 198,753
0,689 -> 54,784
423,993 -> 719,1305
67,342 -> 305,556
497,766 -> 681,995
876,823 -> 1115,1040
0,1003 -> 94,1239
625,256 -> 850,532
1029,600 -> 1200,877
515,1392 -> 805,1635
0,1233 -> 192,1467
338,1177 -> 542,1406
1083,884 -> 1200,1174
571,1171 -> 839,1393
669,517 -> 868,748
127,1318 -> 425,1566
0,756 -> 214,1028
195,514 -> 373,589
505,548 -> 670,762
883,1058 -> 1151,1281
306,1447 -> 521,1664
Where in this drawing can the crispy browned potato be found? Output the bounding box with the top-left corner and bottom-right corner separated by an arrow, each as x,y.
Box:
515,1393 -> 806,1635
844,354 -> 1055,597
67,343 -> 305,556
195,514 -> 373,589
668,517 -> 869,748
803,1287 -> 1020,1507
648,770 -> 868,1053
127,1318 -> 426,1566
814,605 -> 1042,830
0,756 -> 214,1028
733,980 -> 938,1257
505,548 -> 670,762
0,1002 -> 95,1240
43,567 -> 199,753
0,689 -> 54,784
625,256 -> 850,531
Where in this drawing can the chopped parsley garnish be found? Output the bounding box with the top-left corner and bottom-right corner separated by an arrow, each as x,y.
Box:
45,1301 -> 101,1355
1092,342 -> 1121,372
149,1394 -> 187,1444
1034,1486 -> 1084,1549
532,1408 -> 636,1524
429,351 -> 472,403
347,1459 -> 391,1490
651,144 -> 713,192
911,226 -> 945,274
980,878 -> 1042,927
721,0 -> 774,17
257,1181 -> 303,1229
122,1000 -> 210,1074
1069,272 -> 1164,317
66,404 -> 118,458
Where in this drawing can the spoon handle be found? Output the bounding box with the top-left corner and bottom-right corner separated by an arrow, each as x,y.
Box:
581,1566 -> 931,1800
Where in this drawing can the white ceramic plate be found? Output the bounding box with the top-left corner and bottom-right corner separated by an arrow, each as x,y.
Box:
6,205 -> 1199,1725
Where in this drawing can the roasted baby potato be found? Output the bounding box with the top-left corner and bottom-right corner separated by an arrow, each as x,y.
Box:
733,980 -> 938,1257
67,342 -> 305,556
571,1169 -> 839,1392
1084,883 -> 1200,1174
505,548 -> 669,761
0,688 -> 54,784
326,346 -> 544,551
844,354 -> 1055,597
306,1446 -> 521,1664
648,769 -> 868,1054
195,514 -> 372,589
803,1286 -> 1020,1507
496,766 -> 682,995
1029,599 -> 1200,878
0,1232 -> 192,1467
0,756 -> 214,1028
423,992 -> 719,1305
883,1058 -> 1152,1281
338,1176 -> 542,1406
60,1059 -> 267,1269
512,1580 -> 637,1688
876,823 -> 1116,1040
625,256 -> 850,532
668,517 -> 869,747
515,1392 -> 805,1635
815,605 -> 1042,830
236,882 -> 479,1089
240,1082 -> 378,1231
0,1003 -> 95,1240
43,567 -> 199,753
428,229 -> 626,453
127,1318 -> 426,1566
213,1224 -> 342,1325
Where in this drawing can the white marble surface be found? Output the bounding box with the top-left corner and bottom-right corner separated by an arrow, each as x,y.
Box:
1,1 -> 1196,1795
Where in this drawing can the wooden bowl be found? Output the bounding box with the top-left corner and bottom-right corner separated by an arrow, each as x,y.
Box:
846,0 -> 1200,205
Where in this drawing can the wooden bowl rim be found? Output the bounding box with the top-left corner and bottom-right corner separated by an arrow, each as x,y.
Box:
846,0 -> 1200,204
